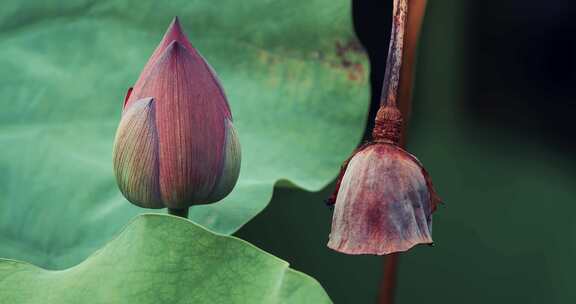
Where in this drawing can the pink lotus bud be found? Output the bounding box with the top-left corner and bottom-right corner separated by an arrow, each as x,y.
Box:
327,106 -> 441,255
113,17 -> 241,210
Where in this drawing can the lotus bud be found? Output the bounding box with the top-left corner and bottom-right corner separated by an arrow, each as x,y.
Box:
113,17 -> 241,214
327,105 -> 441,254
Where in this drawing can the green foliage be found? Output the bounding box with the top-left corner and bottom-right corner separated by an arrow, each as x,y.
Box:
0,214 -> 332,304
0,0 -> 369,269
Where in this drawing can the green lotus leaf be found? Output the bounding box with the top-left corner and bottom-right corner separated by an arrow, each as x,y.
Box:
0,0 -> 369,268
0,214 -> 331,304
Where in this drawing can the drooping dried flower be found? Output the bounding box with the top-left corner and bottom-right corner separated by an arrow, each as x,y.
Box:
327,106 -> 441,254
327,0 -> 441,255
113,17 -> 240,214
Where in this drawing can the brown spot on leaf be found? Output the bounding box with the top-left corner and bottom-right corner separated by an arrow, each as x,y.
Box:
332,39 -> 366,82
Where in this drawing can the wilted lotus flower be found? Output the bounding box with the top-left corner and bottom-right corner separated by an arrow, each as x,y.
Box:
113,17 -> 240,215
327,106 -> 441,254
326,0 -> 441,255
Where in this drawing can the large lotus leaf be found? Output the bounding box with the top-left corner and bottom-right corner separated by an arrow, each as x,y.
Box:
0,214 -> 332,303
0,1 -> 369,268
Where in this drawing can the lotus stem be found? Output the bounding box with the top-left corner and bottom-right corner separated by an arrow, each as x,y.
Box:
168,208 -> 189,218
377,0 -> 427,303
378,253 -> 399,304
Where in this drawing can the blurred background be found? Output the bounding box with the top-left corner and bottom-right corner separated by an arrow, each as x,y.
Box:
237,0 -> 576,303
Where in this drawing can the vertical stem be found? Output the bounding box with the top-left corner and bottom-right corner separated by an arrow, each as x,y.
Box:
380,0 -> 408,108
168,208 -> 189,218
377,0 -> 428,304
378,253 -> 399,304
397,0 -> 428,145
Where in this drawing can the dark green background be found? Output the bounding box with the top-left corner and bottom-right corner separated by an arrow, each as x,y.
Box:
238,1 -> 576,303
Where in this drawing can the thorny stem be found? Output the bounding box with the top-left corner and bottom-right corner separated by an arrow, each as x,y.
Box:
377,0 -> 427,304
168,208 -> 189,218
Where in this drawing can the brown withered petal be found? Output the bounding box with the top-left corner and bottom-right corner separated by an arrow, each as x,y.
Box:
328,143 -> 434,255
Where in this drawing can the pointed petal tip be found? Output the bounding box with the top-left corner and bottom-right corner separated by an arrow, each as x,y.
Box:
158,40 -> 191,60
129,17 -> 192,100
142,96 -> 155,106
164,16 -> 188,42
123,87 -> 133,109
148,16 -> 192,60
124,96 -> 155,112
166,39 -> 182,50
